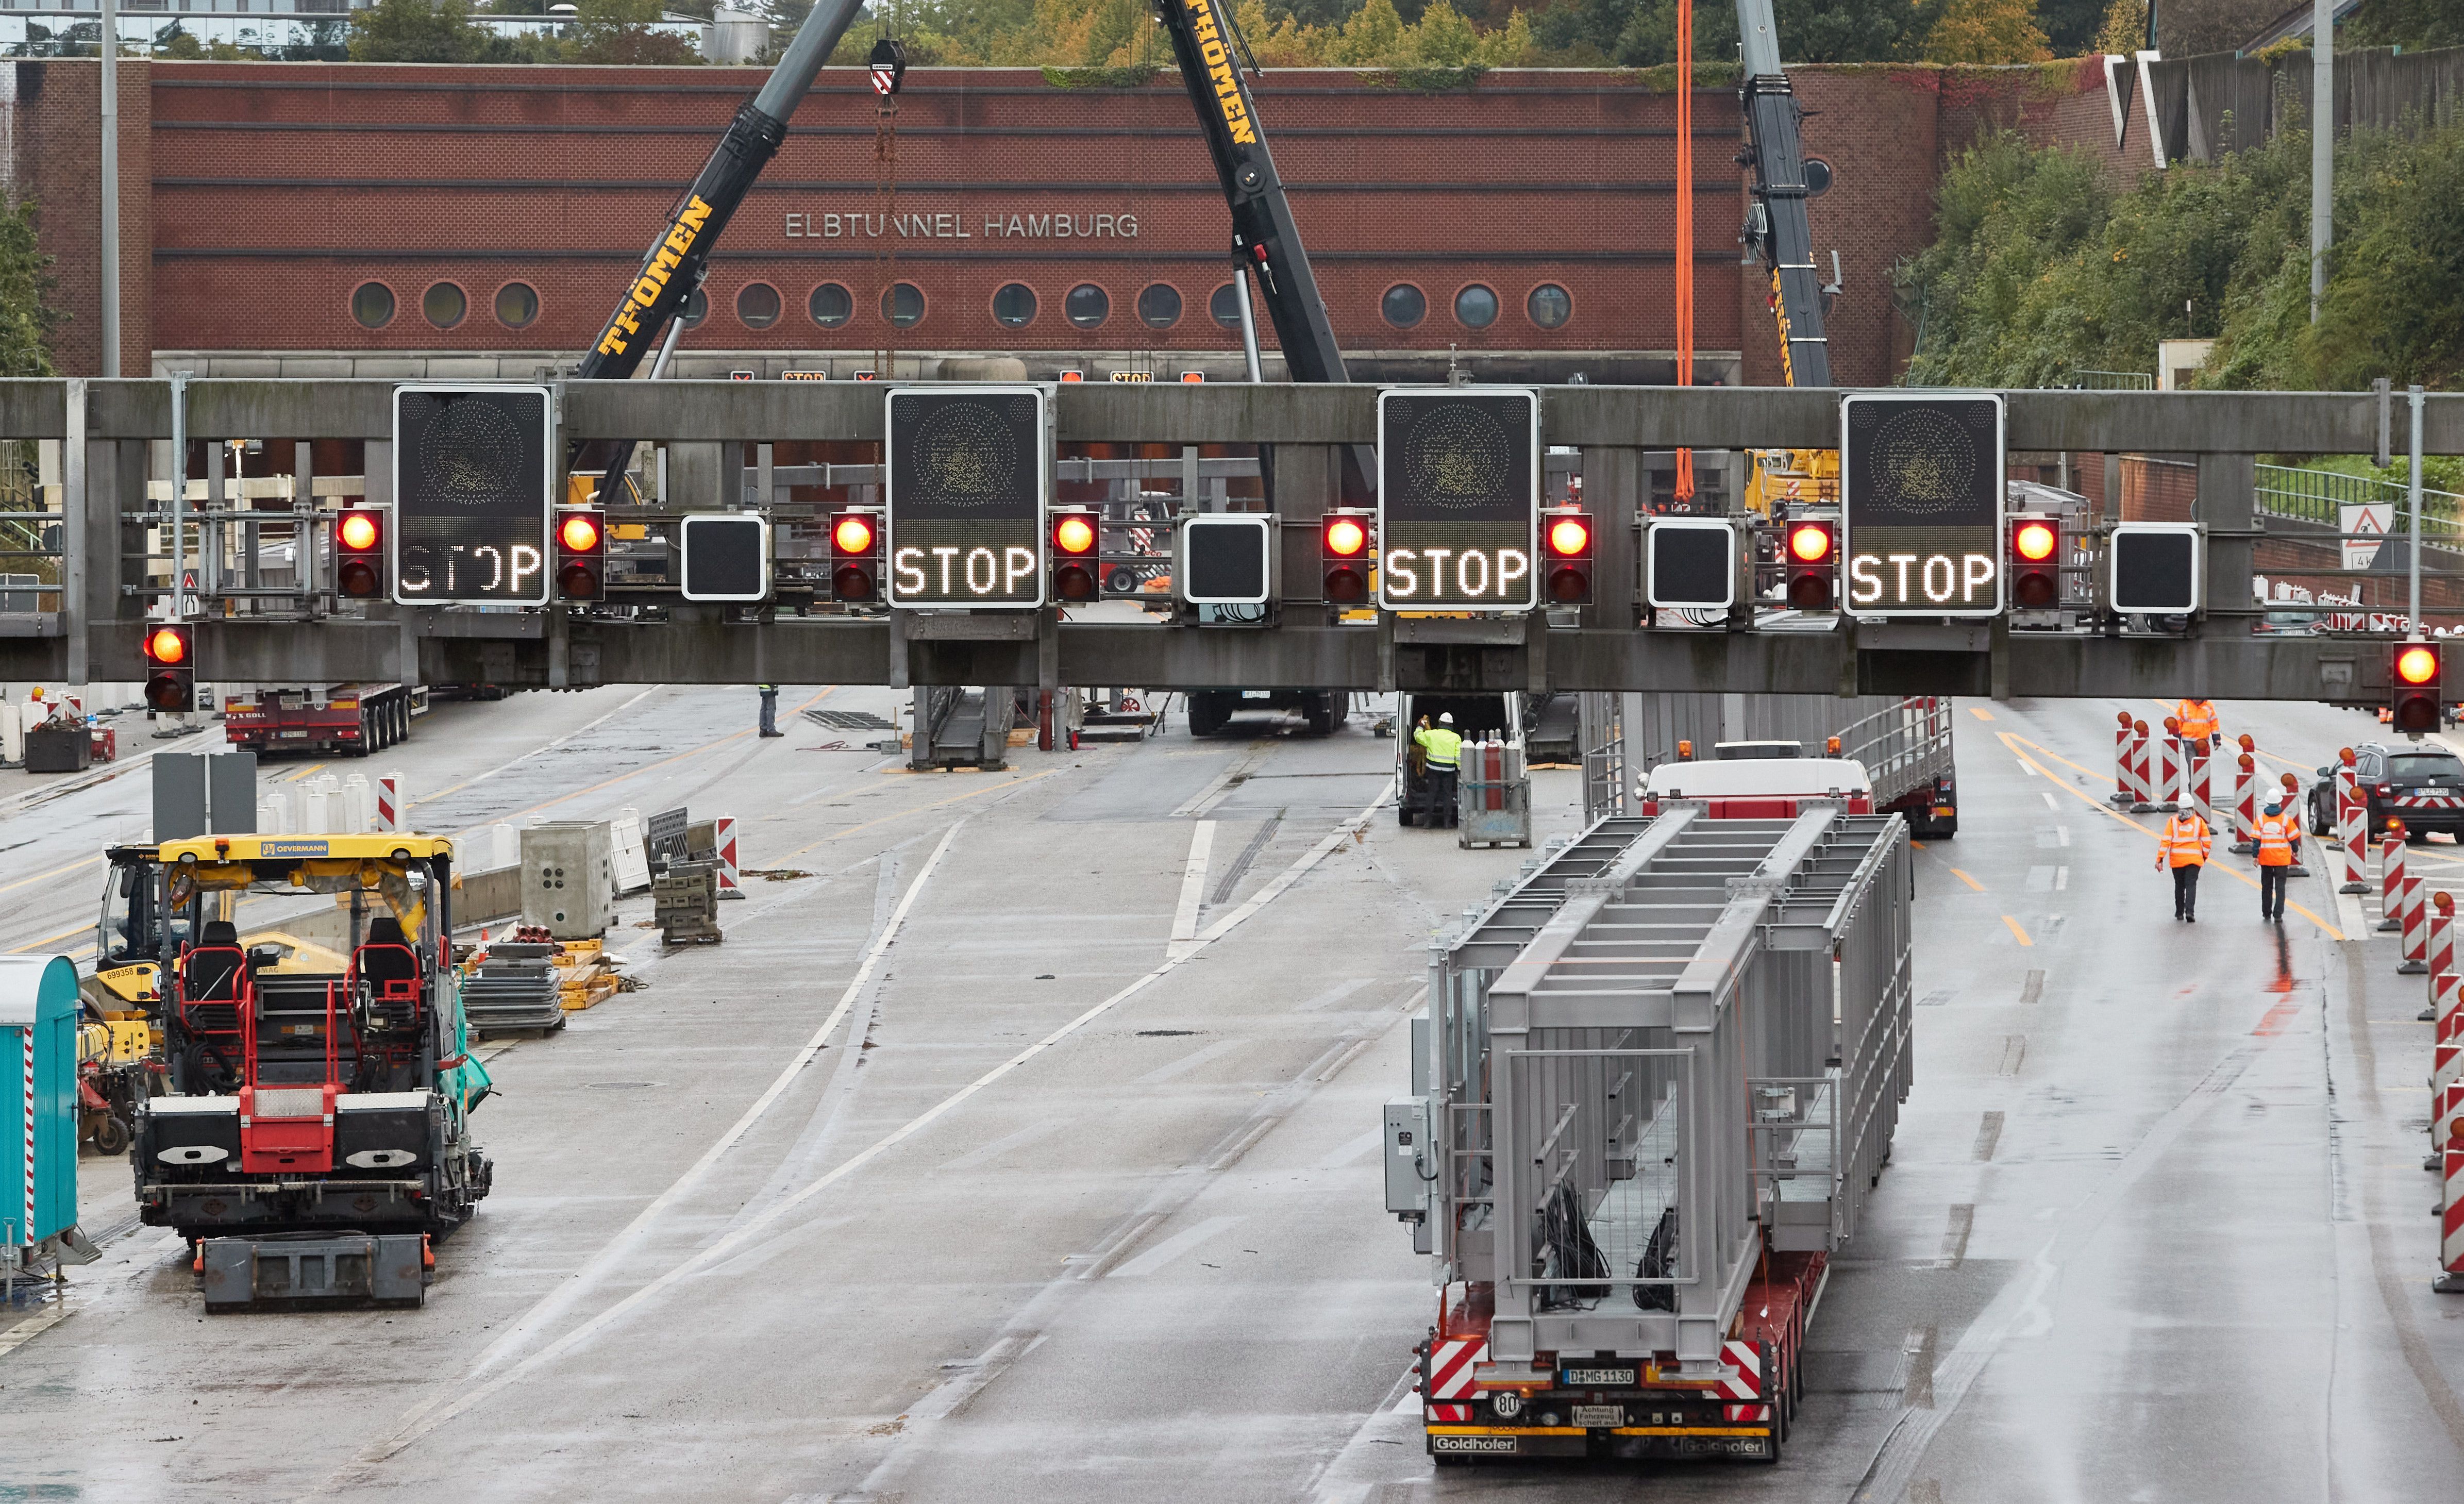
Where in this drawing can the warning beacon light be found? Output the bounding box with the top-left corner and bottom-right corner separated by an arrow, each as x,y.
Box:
829,508 -> 883,603
1050,506 -> 1101,602
555,508 -> 606,601
1320,509 -> 1372,606
1783,519 -> 1836,612
143,623 -> 195,713
336,508 -> 384,599
1543,510 -> 1594,605
2009,515 -> 2060,610
2392,641 -> 2443,734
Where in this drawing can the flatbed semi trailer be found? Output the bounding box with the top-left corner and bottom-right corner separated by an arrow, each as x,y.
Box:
1389,804 -> 1913,1464
222,682 -> 426,758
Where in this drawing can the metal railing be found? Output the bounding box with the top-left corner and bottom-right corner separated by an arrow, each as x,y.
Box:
2255,462 -> 2464,544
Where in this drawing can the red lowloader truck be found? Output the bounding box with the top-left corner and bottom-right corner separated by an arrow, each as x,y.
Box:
221,683 -> 427,758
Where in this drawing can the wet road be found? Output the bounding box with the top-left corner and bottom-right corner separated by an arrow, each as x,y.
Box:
3,688 -> 2461,1502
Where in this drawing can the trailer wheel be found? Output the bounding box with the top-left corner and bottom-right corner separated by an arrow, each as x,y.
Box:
92,1114 -> 131,1156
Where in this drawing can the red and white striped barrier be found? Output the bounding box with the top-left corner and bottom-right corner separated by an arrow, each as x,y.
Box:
2231,752 -> 2260,854
20,1023 -> 34,1243
714,814 -> 742,898
2338,757 -> 2370,893
2439,1148 -> 2464,1292
2282,774 -> 2313,875
376,772 -> 404,833
2428,894 -> 2456,1022
2111,712 -> 2137,806
2382,826 -> 2407,932
2183,736 -> 2214,825
2127,721 -> 2157,812
1717,1339 -> 1769,1423
2400,871 -> 2428,975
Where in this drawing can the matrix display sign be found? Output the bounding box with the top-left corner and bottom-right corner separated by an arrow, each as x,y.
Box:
391,385 -> 554,606
1376,388 -> 1539,612
1839,392 -> 2006,616
884,386 -> 1048,609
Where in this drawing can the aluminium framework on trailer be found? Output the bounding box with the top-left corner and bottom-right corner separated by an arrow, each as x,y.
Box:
1396,805 -> 1910,1456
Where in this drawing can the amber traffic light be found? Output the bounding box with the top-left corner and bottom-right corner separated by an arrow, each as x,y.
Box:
336,508 -> 384,599
555,507 -> 606,600
143,624 -> 195,713
1050,506 -> 1100,602
2393,641 -> 2443,734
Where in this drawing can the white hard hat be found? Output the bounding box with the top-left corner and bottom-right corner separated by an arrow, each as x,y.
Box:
1438,712 -> 1454,725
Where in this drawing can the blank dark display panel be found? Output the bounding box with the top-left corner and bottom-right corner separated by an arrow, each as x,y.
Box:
681,515 -> 768,601
1648,523 -> 1735,608
1183,517 -> 1269,604
2112,529 -> 2199,613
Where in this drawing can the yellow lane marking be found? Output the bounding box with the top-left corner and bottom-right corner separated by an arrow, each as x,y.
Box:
282,761 -> 327,782
0,853 -> 100,898
2002,915 -> 2033,946
2000,731 -> 2346,940
1949,868 -> 1984,892
1970,707 -> 1994,721
776,769 -> 1060,862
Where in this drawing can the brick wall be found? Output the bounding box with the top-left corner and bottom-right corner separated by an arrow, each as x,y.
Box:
10,59 -> 151,376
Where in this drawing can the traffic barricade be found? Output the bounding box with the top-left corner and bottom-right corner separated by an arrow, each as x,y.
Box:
2382,825 -> 2407,933
714,814 -> 743,899
2111,711 -> 2137,807
2427,892 -> 2456,1023
2338,751 -> 2369,894
2231,746 -> 2259,854
2128,720 -> 2158,813
2439,1146 -> 2464,1293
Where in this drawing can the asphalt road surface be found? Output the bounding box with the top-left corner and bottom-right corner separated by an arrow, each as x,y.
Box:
4,688 -> 2462,1502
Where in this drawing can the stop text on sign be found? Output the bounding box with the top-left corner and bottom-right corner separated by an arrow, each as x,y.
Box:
1839,391 -> 2007,619
1380,547 -> 1532,603
1377,386 -> 1540,612
884,385 -> 1050,610
892,545 -> 1041,599
1846,552 -> 1998,609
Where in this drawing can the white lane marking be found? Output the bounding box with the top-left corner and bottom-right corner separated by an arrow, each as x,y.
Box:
1172,739 -> 1274,818
2056,865 -> 2069,891
1105,1215 -> 1244,1279
1317,1129 -> 1383,1171
2058,825 -> 2071,847
0,1305 -> 68,1358
2019,759 -> 2041,778
2040,790 -> 2058,808
462,819 -> 966,1378
352,793 -> 1383,1468
1135,1038 -> 1243,1085
1295,977 -> 1376,1012
907,1332 -> 1048,1420
933,1119 -> 1066,1173
1168,820 -> 1216,955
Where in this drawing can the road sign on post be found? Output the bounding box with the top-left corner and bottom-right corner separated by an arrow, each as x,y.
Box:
1376,387 -> 1538,612
391,385 -> 554,606
884,386 -> 1048,610
1839,392 -> 2006,617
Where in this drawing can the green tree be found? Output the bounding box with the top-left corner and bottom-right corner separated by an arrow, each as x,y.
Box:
1328,0 -> 1405,63
564,0 -> 703,63
1409,1 -> 1479,64
2035,0 -> 2109,54
1535,0 -> 1942,69
2092,0 -> 2147,53
2343,0 -> 2464,51
0,199 -> 58,379
1925,0 -> 2051,63
347,0 -> 507,62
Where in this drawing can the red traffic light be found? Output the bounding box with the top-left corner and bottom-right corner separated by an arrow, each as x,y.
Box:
1323,516 -> 1368,558
1320,510 -> 1372,605
1052,512 -> 1098,557
559,511 -> 603,554
2398,644 -> 2439,686
555,507 -> 606,601
336,509 -> 384,597
338,510 -> 380,553
829,508 -> 882,603
1787,522 -> 1834,564
1783,520 -> 1836,612
832,513 -> 876,556
145,626 -> 189,666
143,624 -> 195,712
2013,519 -> 2058,562
1547,515 -> 1591,558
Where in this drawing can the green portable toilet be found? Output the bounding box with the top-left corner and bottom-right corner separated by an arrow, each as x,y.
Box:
2,954 -> 91,1266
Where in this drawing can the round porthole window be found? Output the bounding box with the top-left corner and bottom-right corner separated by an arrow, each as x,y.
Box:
1381,284 -> 1427,329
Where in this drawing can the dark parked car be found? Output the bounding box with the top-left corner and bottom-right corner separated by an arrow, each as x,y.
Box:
2308,741 -> 2464,841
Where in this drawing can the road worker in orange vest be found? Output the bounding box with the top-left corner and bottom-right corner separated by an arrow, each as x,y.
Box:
2254,797 -> 2300,924
2175,697 -> 2220,748
2157,805 -> 2212,922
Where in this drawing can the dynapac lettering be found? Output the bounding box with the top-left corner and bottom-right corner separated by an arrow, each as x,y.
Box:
595,194 -> 714,357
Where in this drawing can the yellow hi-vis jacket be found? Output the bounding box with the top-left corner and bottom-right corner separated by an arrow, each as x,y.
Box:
2158,812 -> 2211,867
1414,726 -> 1463,770
2175,699 -> 2219,740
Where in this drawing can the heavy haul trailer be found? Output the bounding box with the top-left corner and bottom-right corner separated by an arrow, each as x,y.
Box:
222,682 -> 427,758
1388,806 -> 1913,1463
116,833 -> 493,1310
1597,693 -> 1959,839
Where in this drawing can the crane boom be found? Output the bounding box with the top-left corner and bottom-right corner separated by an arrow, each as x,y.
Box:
1734,0 -> 1832,389
569,0 -> 871,490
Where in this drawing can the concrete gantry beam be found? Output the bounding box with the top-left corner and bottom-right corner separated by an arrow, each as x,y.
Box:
3,378 -> 2461,699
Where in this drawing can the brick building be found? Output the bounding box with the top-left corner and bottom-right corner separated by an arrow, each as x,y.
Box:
5,57 -> 2155,386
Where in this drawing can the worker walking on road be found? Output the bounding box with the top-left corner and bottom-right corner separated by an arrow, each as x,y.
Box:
2157,806 -> 2211,922
757,683 -> 781,738
2255,797 -> 2299,924
1414,712 -> 1462,830
2175,697 -> 2220,749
